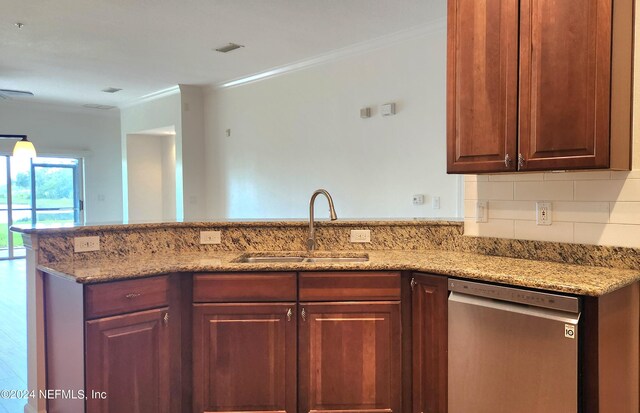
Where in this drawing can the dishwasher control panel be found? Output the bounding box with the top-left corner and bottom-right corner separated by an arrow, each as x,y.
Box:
448,279 -> 580,313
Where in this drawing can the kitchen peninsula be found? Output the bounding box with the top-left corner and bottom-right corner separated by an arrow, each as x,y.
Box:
13,219 -> 640,413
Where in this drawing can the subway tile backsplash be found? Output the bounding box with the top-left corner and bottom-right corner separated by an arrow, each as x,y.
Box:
464,171 -> 640,248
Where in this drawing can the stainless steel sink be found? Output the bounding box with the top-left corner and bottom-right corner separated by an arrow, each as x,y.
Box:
235,253 -> 369,264
303,256 -> 369,263
238,256 -> 304,263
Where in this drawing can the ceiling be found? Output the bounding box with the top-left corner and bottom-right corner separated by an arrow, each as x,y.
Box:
0,0 -> 445,108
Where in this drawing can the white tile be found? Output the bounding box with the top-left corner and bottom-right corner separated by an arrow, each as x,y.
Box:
514,181 -> 574,201
574,223 -> 640,248
514,221 -> 574,243
488,201 -> 535,220
575,179 -> 640,201
464,181 -> 514,201
610,170 -> 640,180
553,202 -> 610,223
464,200 -> 476,218
489,173 -> 544,182
543,171 -> 611,181
464,219 -> 515,238
464,175 -> 489,182
609,202 -> 640,224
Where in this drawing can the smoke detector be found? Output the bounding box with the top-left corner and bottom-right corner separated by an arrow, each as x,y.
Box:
215,43 -> 244,53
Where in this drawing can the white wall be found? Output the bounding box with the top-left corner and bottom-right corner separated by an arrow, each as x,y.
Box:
161,135 -> 177,220
126,134 -> 176,222
120,86 -> 207,221
203,24 -> 458,219
0,100 -> 123,223
120,90 -> 183,221
180,85 -> 207,220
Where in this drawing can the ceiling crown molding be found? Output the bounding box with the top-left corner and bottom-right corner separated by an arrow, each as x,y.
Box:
119,85 -> 180,109
215,17 -> 446,89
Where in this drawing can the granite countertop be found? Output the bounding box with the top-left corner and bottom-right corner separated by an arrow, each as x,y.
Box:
13,218 -> 462,234
38,249 -> 640,297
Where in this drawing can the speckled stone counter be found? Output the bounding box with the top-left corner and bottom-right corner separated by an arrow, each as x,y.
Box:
13,219 -> 640,297
37,249 -> 640,297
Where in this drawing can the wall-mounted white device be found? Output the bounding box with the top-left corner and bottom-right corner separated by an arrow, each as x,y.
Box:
381,103 -> 396,116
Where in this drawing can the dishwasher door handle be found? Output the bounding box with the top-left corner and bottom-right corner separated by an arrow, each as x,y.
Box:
449,292 -> 581,325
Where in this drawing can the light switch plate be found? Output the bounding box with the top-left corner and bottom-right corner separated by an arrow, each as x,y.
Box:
74,236 -> 100,252
350,229 -> 371,243
475,201 -> 488,223
200,230 -> 222,245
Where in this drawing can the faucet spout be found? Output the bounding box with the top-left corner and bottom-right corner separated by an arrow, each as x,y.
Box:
307,189 -> 338,251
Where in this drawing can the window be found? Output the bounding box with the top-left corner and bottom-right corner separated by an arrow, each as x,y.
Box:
0,156 -> 83,259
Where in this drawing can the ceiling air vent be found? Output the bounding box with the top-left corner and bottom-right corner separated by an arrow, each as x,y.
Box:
101,87 -> 122,93
0,89 -> 34,98
83,104 -> 116,110
215,43 -> 244,53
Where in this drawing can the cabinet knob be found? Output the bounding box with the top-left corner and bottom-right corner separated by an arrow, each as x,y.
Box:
504,154 -> 512,168
410,277 -> 417,291
518,154 -> 525,168
163,312 -> 169,325
124,293 -> 141,299
301,307 -> 307,322
286,308 -> 293,322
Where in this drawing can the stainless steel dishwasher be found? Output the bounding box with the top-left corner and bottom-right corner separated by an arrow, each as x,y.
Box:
448,279 -> 581,413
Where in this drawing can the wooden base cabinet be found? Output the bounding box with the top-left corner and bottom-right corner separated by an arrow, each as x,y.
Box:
192,303 -> 297,413
85,308 -> 171,413
410,274 -> 448,413
298,302 -> 402,413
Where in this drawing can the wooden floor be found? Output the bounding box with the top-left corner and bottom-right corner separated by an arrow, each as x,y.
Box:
0,259 -> 27,413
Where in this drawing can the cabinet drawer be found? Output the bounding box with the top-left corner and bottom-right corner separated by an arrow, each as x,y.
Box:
299,271 -> 401,301
193,272 -> 297,302
84,275 -> 169,319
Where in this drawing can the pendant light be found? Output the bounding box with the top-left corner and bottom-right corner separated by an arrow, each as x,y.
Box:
0,134 -> 37,159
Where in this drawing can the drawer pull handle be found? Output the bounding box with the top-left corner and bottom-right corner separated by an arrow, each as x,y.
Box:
286,308 -> 293,322
125,293 -> 141,299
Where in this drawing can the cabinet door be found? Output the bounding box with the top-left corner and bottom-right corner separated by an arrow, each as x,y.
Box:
518,0 -> 612,170
299,302 -> 401,413
411,274 -> 448,413
447,0 -> 519,173
86,307 -> 170,413
192,303 -> 297,413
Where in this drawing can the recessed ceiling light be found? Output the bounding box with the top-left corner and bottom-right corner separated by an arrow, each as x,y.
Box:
214,43 -> 244,53
0,89 -> 34,98
14,23 -> 24,29
101,87 -> 122,93
83,104 -> 116,110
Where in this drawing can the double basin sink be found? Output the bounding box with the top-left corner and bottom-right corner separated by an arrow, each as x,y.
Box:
235,253 -> 369,264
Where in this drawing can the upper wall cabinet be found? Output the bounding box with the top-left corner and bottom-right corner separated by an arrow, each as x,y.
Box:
447,0 -> 633,174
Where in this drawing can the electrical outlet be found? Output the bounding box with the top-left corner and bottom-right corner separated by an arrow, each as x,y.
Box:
536,202 -> 552,226
350,229 -> 371,243
475,200 -> 488,223
412,194 -> 425,205
74,236 -> 100,252
200,230 -> 222,245
432,196 -> 441,209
